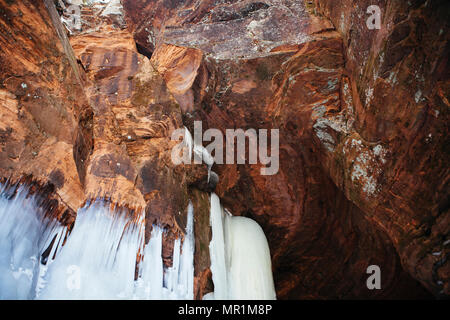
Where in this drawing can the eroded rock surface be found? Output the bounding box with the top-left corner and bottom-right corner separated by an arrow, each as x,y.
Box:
123,0 -> 334,59
66,2 -> 211,269
0,0 -> 211,273
0,0 -> 92,223
313,0 -> 450,296
127,0 -> 447,298
0,0 -> 447,299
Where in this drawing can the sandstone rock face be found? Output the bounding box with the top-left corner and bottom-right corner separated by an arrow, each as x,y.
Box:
66,2 -> 212,269
0,0 -> 92,224
313,0 -> 450,296
0,0 -> 447,299
0,0 -> 210,274
125,0 -> 447,298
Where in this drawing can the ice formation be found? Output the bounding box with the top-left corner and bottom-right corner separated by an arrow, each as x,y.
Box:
0,181 -> 275,300
136,202 -> 194,300
184,127 -> 215,181
37,201 -> 144,299
208,193 -> 228,299
207,193 -> 277,300
0,183 -> 194,300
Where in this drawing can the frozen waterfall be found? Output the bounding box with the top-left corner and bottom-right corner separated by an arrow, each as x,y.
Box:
206,193 -> 277,300
0,183 -> 194,300
0,183 -> 275,300
0,183 -> 66,299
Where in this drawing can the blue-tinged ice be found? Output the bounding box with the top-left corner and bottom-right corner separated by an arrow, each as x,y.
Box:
0,184 -> 65,299
0,184 -> 195,300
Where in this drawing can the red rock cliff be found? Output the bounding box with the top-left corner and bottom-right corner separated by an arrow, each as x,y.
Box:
0,0 -> 447,299
123,0 -> 448,298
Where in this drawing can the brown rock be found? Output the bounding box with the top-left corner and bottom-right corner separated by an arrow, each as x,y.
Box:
132,0 -> 444,298
0,0 -> 91,220
313,0 -> 450,296
1,0 -> 446,300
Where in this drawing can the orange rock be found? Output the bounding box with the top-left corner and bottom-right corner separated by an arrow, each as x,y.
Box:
0,0 -> 91,221
0,0 -> 447,300
126,0 -> 447,298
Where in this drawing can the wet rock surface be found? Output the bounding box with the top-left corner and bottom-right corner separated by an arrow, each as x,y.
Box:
0,0 -> 447,299
0,0 -> 91,216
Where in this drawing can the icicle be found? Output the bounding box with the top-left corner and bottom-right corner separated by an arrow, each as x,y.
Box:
208,193 -> 228,299
0,183 -> 195,300
225,216 -> 276,299
135,226 -> 163,299
179,201 -> 195,299
207,193 -> 276,300
137,201 -> 195,300
38,202 -> 144,299
166,238 -> 181,295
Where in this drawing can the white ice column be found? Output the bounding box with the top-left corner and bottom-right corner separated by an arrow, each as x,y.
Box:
207,193 -> 276,300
